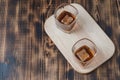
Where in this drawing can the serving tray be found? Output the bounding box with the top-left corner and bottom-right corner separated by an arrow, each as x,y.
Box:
44,3 -> 115,74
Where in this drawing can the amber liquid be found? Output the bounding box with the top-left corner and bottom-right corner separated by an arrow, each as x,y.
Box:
57,11 -> 76,25
74,45 -> 95,62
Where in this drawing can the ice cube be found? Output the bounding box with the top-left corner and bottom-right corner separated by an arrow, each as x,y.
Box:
61,14 -> 74,25
76,48 -> 90,62
89,48 -> 95,56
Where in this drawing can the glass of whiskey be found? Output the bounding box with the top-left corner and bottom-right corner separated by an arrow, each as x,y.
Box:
72,38 -> 97,66
54,3 -> 78,33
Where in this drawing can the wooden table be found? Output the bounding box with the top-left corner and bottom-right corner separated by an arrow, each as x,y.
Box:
0,0 -> 119,80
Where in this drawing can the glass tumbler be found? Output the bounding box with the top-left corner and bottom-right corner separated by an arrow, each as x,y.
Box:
72,38 -> 97,65
54,3 -> 78,33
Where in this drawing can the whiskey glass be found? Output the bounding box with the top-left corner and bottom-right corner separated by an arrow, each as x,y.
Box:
54,3 -> 78,33
72,38 -> 97,65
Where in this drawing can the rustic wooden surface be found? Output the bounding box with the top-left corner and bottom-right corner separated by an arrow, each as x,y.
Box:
0,0 -> 119,80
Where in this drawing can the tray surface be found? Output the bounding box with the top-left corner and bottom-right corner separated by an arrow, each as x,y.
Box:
44,3 -> 115,73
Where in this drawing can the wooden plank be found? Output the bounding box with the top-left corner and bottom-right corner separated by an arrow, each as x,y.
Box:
0,0 -> 7,63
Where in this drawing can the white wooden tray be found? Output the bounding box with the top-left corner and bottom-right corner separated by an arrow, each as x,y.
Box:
44,3 -> 115,74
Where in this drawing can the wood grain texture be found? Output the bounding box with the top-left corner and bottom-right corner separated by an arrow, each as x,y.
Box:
0,0 -> 119,80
